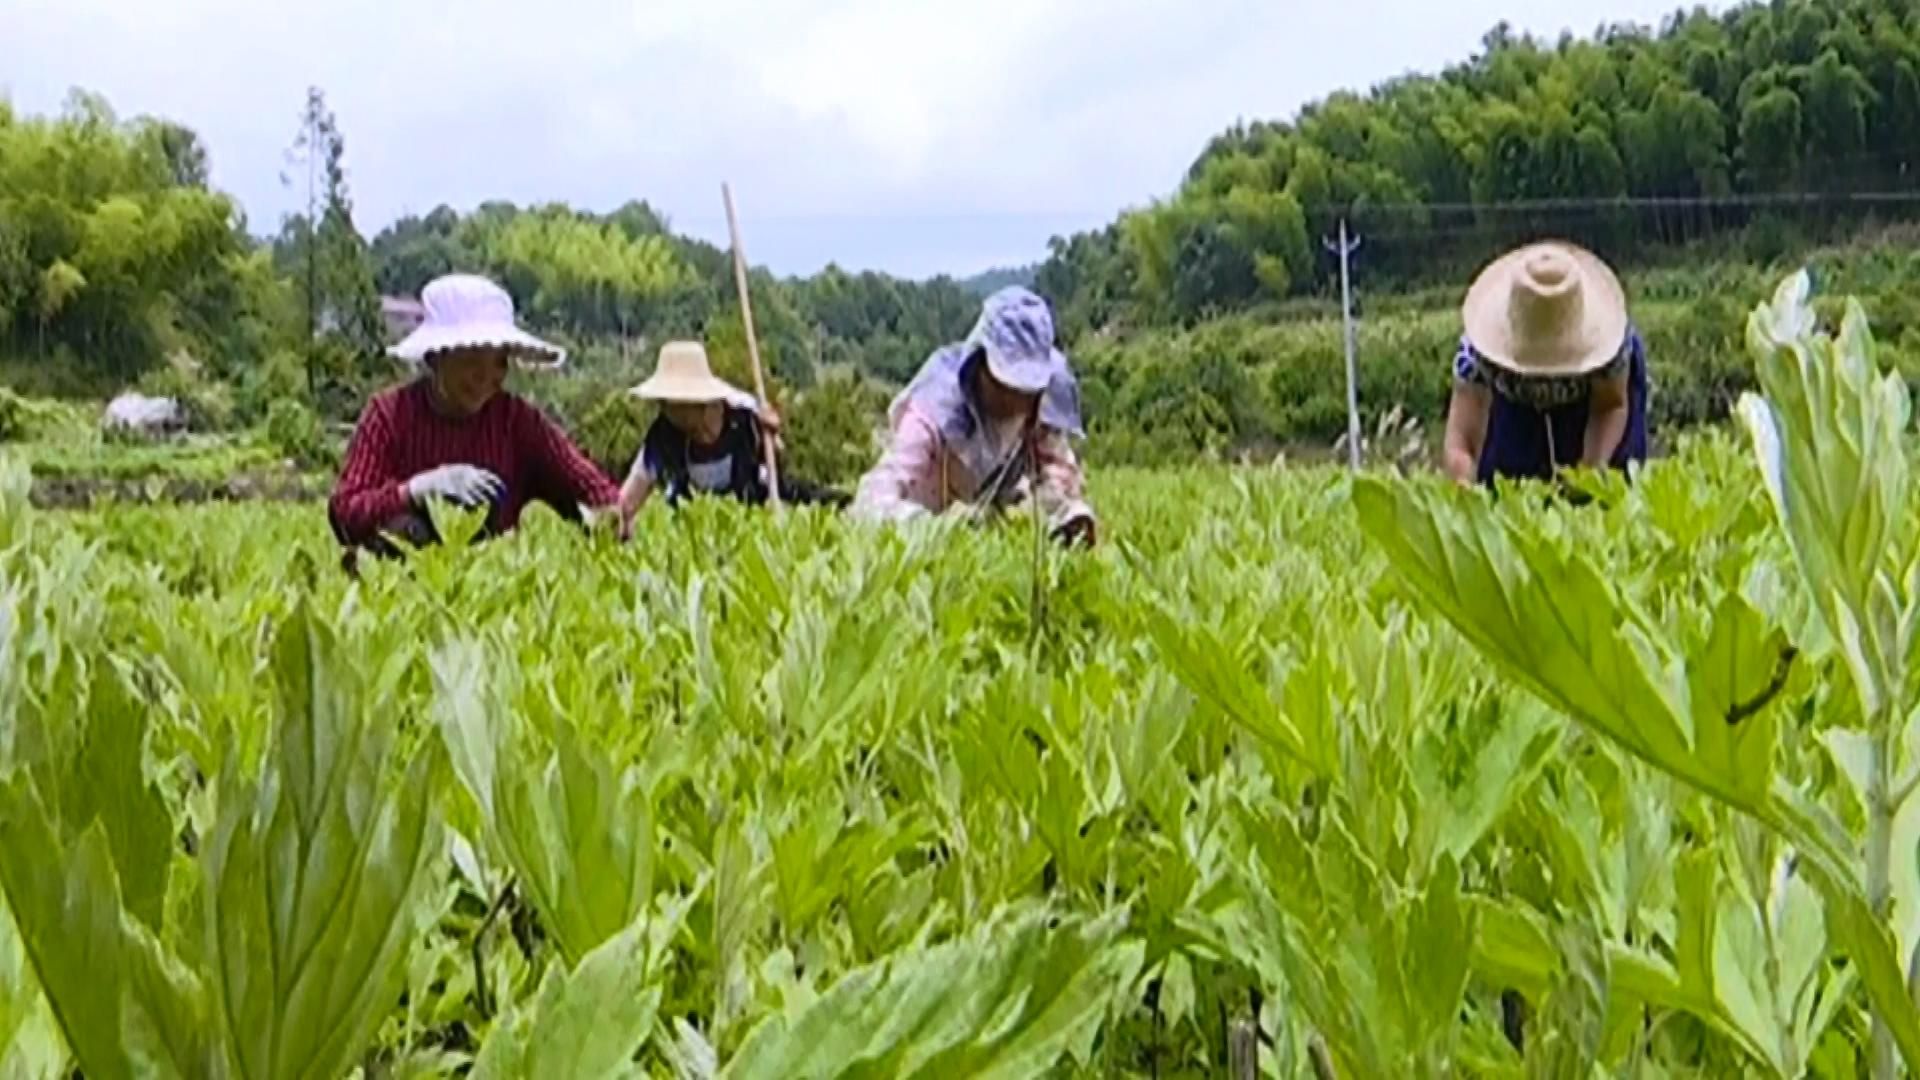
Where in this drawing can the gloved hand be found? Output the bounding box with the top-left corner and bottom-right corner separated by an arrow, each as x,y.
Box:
404,464 -> 503,508
1051,510 -> 1097,549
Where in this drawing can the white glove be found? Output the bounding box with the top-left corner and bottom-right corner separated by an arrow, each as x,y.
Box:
405,464 -> 503,508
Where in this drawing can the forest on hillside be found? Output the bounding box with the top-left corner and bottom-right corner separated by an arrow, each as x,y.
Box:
1037,0 -> 1920,334
0,89 -> 985,409
4,0 -> 1920,476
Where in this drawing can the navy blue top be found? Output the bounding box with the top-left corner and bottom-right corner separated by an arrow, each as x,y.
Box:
641,405 -> 769,505
1454,329 -> 1651,484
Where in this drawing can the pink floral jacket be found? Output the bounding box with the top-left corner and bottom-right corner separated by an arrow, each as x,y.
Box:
852,400 -> 1093,528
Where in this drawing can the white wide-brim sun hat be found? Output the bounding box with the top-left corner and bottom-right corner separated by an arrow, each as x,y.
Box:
629,341 -> 748,404
1462,241 -> 1629,377
390,274 -> 566,369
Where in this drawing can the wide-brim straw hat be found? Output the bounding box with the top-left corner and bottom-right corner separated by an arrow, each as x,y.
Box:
629,341 -> 745,404
391,274 -> 566,369
1462,242 -> 1629,377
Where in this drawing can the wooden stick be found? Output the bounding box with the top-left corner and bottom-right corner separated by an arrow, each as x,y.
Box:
722,182 -> 782,508
1227,1017 -> 1260,1079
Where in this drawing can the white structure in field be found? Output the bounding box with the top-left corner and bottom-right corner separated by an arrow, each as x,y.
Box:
103,392 -> 185,434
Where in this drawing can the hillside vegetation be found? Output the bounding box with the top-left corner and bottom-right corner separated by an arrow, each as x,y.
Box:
6,0 -> 1920,478
6,271 -> 1920,1075
1036,0 -> 1920,331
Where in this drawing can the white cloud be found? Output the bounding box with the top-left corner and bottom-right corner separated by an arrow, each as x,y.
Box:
0,0 -> 1722,276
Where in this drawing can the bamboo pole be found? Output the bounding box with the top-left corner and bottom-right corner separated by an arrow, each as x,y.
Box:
721,182 -> 782,508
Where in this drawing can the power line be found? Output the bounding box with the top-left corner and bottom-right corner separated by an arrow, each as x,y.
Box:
1306,188 -> 1920,218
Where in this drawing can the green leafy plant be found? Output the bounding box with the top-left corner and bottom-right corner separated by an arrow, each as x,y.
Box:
0,600 -> 441,1079
1355,270 -> 1920,1078
262,397 -> 336,469
9,266 -> 1920,1077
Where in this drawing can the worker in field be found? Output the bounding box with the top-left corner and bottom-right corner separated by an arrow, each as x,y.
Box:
329,273 -> 622,562
617,340 -> 845,519
1442,241 -> 1650,487
851,286 -> 1095,546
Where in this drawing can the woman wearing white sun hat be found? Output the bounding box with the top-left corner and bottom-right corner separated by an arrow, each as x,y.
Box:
617,340 -> 844,521
1443,241 -> 1651,486
329,273 -> 621,560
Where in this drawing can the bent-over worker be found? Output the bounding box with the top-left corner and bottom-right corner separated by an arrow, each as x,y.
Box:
1443,241 -> 1650,486
329,273 -> 621,561
618,340 -> 844,520
852,286 -> 1095,546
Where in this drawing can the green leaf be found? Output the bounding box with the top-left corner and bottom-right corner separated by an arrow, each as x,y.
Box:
720,908 -> 1141,1080
1157,951 -> 1196,1032
203,604 -> 443,1080
1524,922 -> 1610,1080
471,916 -> 663,1080
5,657 -> 173,933
0,896 -> 57,1077
1146,610 -> 1330,776
1686,593 -> 1792,806
433,638 -> 657,967
1673,848 -> 1781,1073
1740,275 -> 1912,717
1410,694 -> 1557,868
1356,478 -> 1749,812
0,780 -> 209,1080
1820,878 -> 1920,1076
1468,899 -> 1558,998
1404,856 -> 1474,1048
710,808 -> 765,1045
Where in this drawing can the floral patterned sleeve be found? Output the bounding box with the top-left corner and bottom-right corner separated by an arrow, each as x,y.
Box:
1031,428 -> 1094,529
852,408 -> 944,521
1453,337 -> 1490,388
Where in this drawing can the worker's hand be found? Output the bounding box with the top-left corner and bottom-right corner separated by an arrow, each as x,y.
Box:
756,404 -> 783,434
580,504 -> 629,542
405,464 -> 503,508
1051,511 -> 1097,549
1442,451 -> 1478,488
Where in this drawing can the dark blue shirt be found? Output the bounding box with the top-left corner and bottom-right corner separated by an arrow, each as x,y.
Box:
1454,329 -> 1651,483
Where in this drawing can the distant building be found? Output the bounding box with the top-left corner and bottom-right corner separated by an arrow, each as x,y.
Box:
381,296 -> 425,342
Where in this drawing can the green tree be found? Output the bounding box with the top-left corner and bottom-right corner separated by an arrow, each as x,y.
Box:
1739,86 -> 1805,189
144,120 -> 209,189
1035,0 -> 1920,324
279,87 -> 383,415
0,93 -> 257,388
369,206 -> 471,296
1797,50 -> 1878,183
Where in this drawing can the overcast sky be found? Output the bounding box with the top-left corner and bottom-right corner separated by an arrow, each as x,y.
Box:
3,0 -> 1717,279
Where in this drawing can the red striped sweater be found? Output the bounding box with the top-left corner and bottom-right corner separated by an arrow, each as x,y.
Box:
329,380 -> 620,543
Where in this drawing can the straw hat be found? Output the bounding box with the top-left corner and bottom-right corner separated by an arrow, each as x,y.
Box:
1462,242 -> 1629,377
391,274 -> 566,368
629,341 -> 745,404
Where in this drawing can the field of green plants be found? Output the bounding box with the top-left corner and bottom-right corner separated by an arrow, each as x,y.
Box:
1076,236 -> 1920,465
3,273 -> 1920,1078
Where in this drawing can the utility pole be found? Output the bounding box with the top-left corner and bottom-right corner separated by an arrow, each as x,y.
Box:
1325,220 -> 1362,471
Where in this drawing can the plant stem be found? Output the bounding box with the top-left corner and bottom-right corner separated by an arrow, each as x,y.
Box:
472,877 -> 516,1020
1870,704 -> 1896,1080
1026,437 -> 1047,651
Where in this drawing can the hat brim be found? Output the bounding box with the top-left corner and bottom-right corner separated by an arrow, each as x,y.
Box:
390,323 -> 567,370
1462,243 -> 1629,377
980,344 -> 1055,395
628,373 -> 746,404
